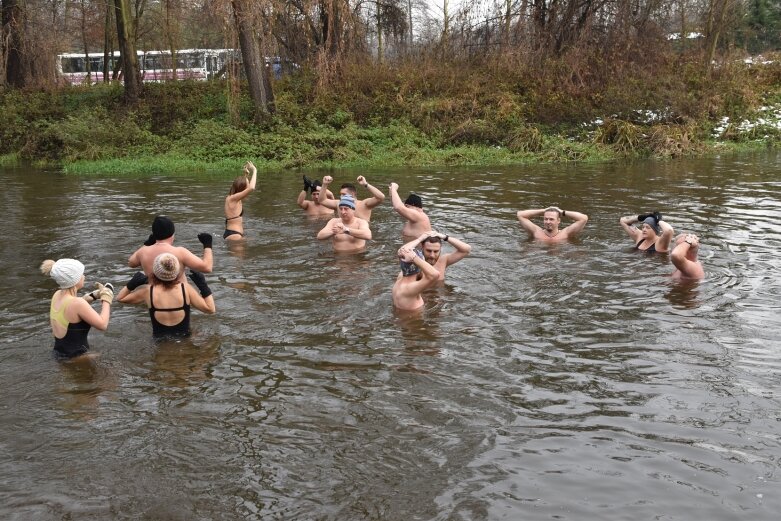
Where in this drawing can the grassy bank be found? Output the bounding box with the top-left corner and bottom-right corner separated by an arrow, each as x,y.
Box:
2,53 -> 780,175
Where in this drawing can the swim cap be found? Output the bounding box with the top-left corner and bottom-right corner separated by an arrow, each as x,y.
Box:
152,215 -> 175,241
152,253 -> 180,282
50,259 -> 85,288
339,194 -> 356,210
641,216 -> 660,234
404,193 -> 422,208
399,249 -> 424,277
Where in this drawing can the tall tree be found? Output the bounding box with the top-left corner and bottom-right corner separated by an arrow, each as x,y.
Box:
114,0 -> 142,102
2,0 -> 23,87
232,0 -> 275,120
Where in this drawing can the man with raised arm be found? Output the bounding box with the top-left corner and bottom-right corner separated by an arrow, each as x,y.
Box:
404,230 -> 471,284
516,206 -> 588,242
316,195 -> 372,253
392,244 -> 440,312
129,215 -> 213,280
319,175 -> 386,221
671,233 -> 704,280
297,176 -> 335,217
389,182 -> 431,240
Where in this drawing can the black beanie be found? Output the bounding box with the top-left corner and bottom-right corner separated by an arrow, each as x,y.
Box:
152,215 -> 175,240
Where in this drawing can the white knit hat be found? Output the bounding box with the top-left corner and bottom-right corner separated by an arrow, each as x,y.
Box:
50,259 -> 85,288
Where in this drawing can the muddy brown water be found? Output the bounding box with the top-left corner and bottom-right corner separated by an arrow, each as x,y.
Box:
1,152 -> 780,520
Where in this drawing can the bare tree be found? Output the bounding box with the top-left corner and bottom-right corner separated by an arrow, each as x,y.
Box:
232,0 -> 275,120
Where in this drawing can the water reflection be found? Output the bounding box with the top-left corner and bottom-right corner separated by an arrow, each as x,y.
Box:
665,279 -> 703,309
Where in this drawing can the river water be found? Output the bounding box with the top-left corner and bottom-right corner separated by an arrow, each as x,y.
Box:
2,152 -> 780,520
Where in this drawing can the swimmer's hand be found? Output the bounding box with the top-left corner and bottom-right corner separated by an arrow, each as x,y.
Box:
126,271 -> 148,291
303,175 -> 313,193
652,211 -> 663,223
188,270 -> 212,298
97,283 -> 114,304
143,233 -> 156,246
197,233 -> 213,249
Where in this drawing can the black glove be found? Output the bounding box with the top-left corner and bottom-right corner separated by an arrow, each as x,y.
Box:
188,270 -> 212,298
303,175 -> 313,193
652,211 -> 663,223
126,271 -> 148,291
197,233 -> 213,249
637,213 -> 650,222
143,233 -> 156,246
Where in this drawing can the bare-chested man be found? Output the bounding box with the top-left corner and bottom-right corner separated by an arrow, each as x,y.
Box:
298,176 -> 335,217
389,182 -> 431,240
671,233 -> 704,280
319,175 -> 385,221
128,216 -> 213,280
404,230 -> 471,284
392,245 -> 440,312
316,195 -> 372,253
517,206 -> 588,242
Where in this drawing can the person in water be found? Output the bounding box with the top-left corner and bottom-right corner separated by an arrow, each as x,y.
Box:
671,233 -> 704,280
129,215 -> 213,279
403,230 -> 471,284
316,194 -> 372,253
319,175 -> 386,221
389,182 -> 431,240
392,245 -> 440,312
117,253 -> 215,338
619,211 -> 674,253
41,258 -> 113,360
298,176 -> 336,217
224,161 -> 257,240
516,206 -> 588,242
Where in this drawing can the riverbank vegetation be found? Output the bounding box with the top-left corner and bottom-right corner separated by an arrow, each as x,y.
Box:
1,0 -> 780,174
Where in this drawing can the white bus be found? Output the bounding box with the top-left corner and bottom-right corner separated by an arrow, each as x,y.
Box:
56,49 -> 234,85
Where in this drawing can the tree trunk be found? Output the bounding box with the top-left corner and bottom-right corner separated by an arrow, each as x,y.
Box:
2,0 -> 24,87
232,0 -> 275,121
114,0 -> 142,103
376,0 -> 383,62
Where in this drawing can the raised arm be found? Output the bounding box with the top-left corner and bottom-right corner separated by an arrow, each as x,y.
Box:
228,162 -> 258,202
319,176 -> 338,209
177,236 -> 213,274
187,271 -> 216,314
390,183 -> 422,221
561,209 -> 588,237
440,233 -> 471,265
671,234 -> 703,278
619,214 -> 643,240
656,219 -> 674,251
358,176 -> 385,208
516,208 -> 544,235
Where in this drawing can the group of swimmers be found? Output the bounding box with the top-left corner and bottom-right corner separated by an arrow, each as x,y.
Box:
41,163 -> 704,360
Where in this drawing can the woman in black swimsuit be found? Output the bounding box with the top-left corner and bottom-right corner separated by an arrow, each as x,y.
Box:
41,258 -> 113,359
619,212 -> 674,253
224,161 -> 257,240
117,253 -> 215,338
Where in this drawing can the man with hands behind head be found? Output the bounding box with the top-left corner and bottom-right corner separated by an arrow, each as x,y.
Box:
316,194 -> 372,253
404,230 -> 471,284
129,215 -> 213,280
319,175 -> 386,221
392,245 -> 440,311
671,233 -> 704,280
517,206 -> 588,242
